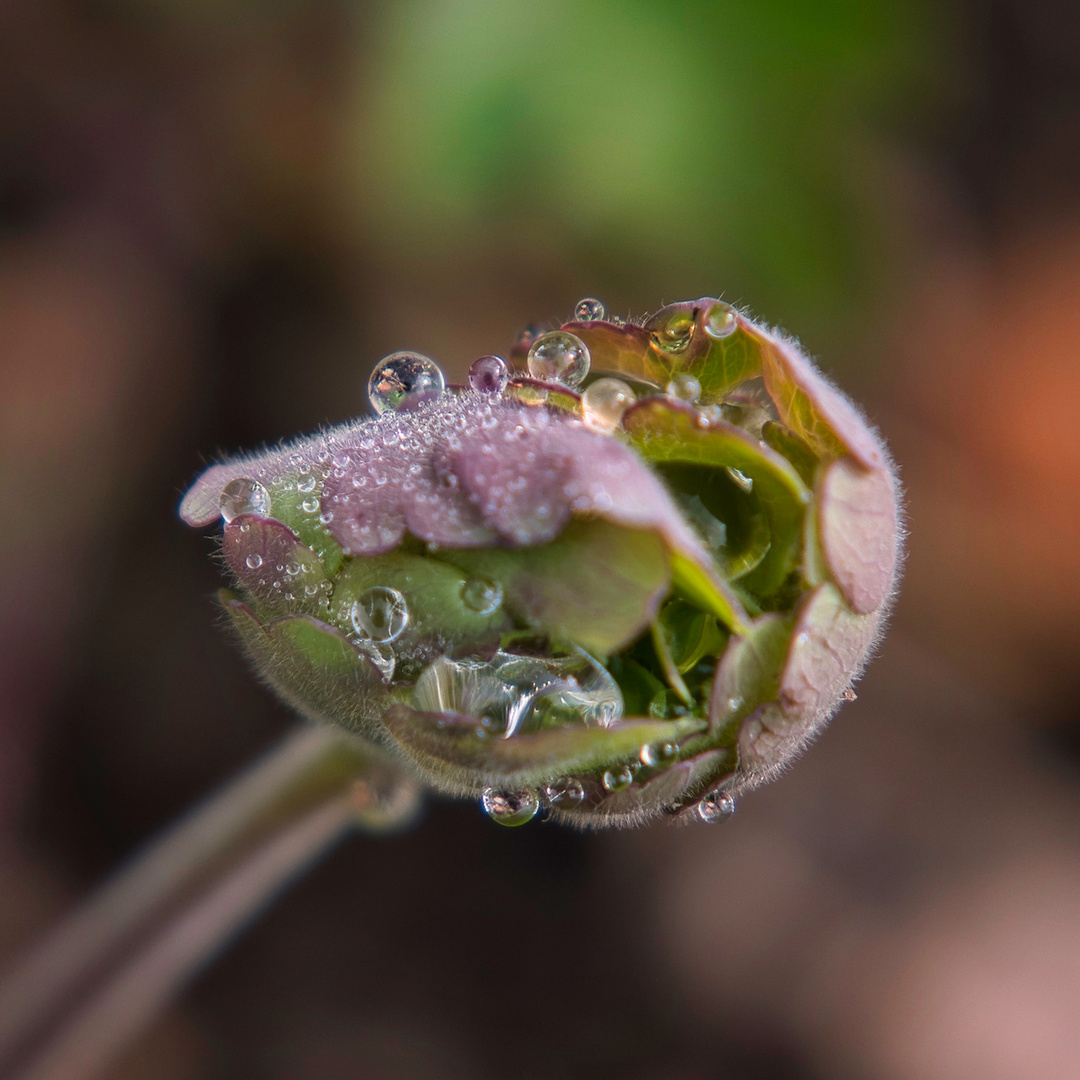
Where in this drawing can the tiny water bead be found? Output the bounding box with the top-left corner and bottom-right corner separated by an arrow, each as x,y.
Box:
460,577 -> 503,615
349,586 -> 409,643
245,553 -> 263,570
468,355 -> 509,395
527,331 -> 590,387
219,478 -> 270,522
704,302 -> 737,339
697,789 -> 736,823
481,787 -> 540,827
582,377 -> 635,433
602,764 -> 634,793
640,741 -> 677,767
573,297 -> 606,322
368,352 -> 445,415
666,373 -> 701,404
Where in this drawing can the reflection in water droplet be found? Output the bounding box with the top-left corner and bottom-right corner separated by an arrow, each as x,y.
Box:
481,787 -> 540,826
220,478 -> 270,522
697,789 -> 736,823
582,377 -> 635,433
350,586 -> 409,643
666,373 -> 701,403
468,355 -> 509,395
573,297 -> 606,322
368,352 -> 445,414
460,577 -> 503,615
704,302 -> 737,339
544,778 -> 586,806
527,331 -> 590,387
640,741 -> 677,767
726,467 -> 754,492
413,649 -> 622,738
602,765 -> 634,792
652,313 -> 694,353
245,553 -> 263,570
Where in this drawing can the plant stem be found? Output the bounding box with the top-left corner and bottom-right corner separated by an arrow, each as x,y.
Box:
0,724 -> 419,1080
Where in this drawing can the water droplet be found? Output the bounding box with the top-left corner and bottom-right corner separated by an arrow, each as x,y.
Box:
468,355 -> 509,395
350,586 -> 409,643
704,302 -> 737,339
581,377 -> 635,433
726,467 -> 753,492
842,687 -> 858,702
245,553 -> 263,570
640,741 -> 677,767
652,312 -> 694,353
460,577 -> 503,615
297,474 -> 317,493
573,297 -> 606,322
697,789 -> 736,823
725,696 -> 744,713
602,764 -> 634,792
481,787 -> 540,827
220,478 -> 270,522
527,331 -> 590,387
666,373 -> 701,403
368,352 -> 445,414
544,778 -> 586,806
697,404 -> 725,427
301,497 -> 320,514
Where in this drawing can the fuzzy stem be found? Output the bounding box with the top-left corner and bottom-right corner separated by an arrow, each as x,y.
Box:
0,724 -> 418,1080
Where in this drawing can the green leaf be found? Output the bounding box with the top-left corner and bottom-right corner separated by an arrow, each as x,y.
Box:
708,612 -> 795,734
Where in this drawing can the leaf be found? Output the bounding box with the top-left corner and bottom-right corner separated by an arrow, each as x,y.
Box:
708,612 -> 795,732
382,704 -> 705,791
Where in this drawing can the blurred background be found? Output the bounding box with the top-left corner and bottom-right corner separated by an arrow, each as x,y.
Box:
2,0 -> 1080,1077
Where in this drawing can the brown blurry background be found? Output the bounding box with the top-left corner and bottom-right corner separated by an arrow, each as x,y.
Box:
2,1 -> 1080,1078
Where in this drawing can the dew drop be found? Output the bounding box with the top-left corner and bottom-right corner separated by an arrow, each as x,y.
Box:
704,302 -> 737,339
468,355 -> 509,395
573,297 -> 606,322
602,764 -> 634,793
640,741 -> 677,768
368,351 -> 445,414
666,373 -> 701,404
544,778 -> 586,807
297,474 -> 317,493
245,553 -> 263,570
350,586 -> 409,643
460,577 -> 503,615
652,312 -> 694,354
481,787 -> 540,827
527,331 -> 590,387
301,497 -> 320,514
582,377 -> 635,433
697,789 -> 736,823
220,478 -> 270,522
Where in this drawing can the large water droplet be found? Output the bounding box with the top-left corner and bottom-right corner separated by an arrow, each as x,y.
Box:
220,478 -> 270,522
301,496 -> 319,514
350,586 -> 409,643
245,553 -> 263,570
481,787 -> 540,826
640,741 -> 677,768
582,377 -> 635,433
368,352 -> 445,414
527,331 -> 590,387
602,765 -> 634,793
666,373 -> 701,403
468,355 -> 509,395
704,302 -> 737,339
697,789 -> 736,823
573,297 -> 606,322
413,648 -> 622,738
460,577 -> 503,615
652,312 -> 694,354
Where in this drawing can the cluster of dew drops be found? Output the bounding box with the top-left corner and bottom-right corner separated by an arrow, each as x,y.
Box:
217,297 -> 740,828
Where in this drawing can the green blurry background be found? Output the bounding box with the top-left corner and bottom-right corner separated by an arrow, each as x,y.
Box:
3,1 -> 1080,1078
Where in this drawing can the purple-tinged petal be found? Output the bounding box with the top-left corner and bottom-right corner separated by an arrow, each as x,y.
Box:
817,457 -> 899,614
222,515 -> 327,610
